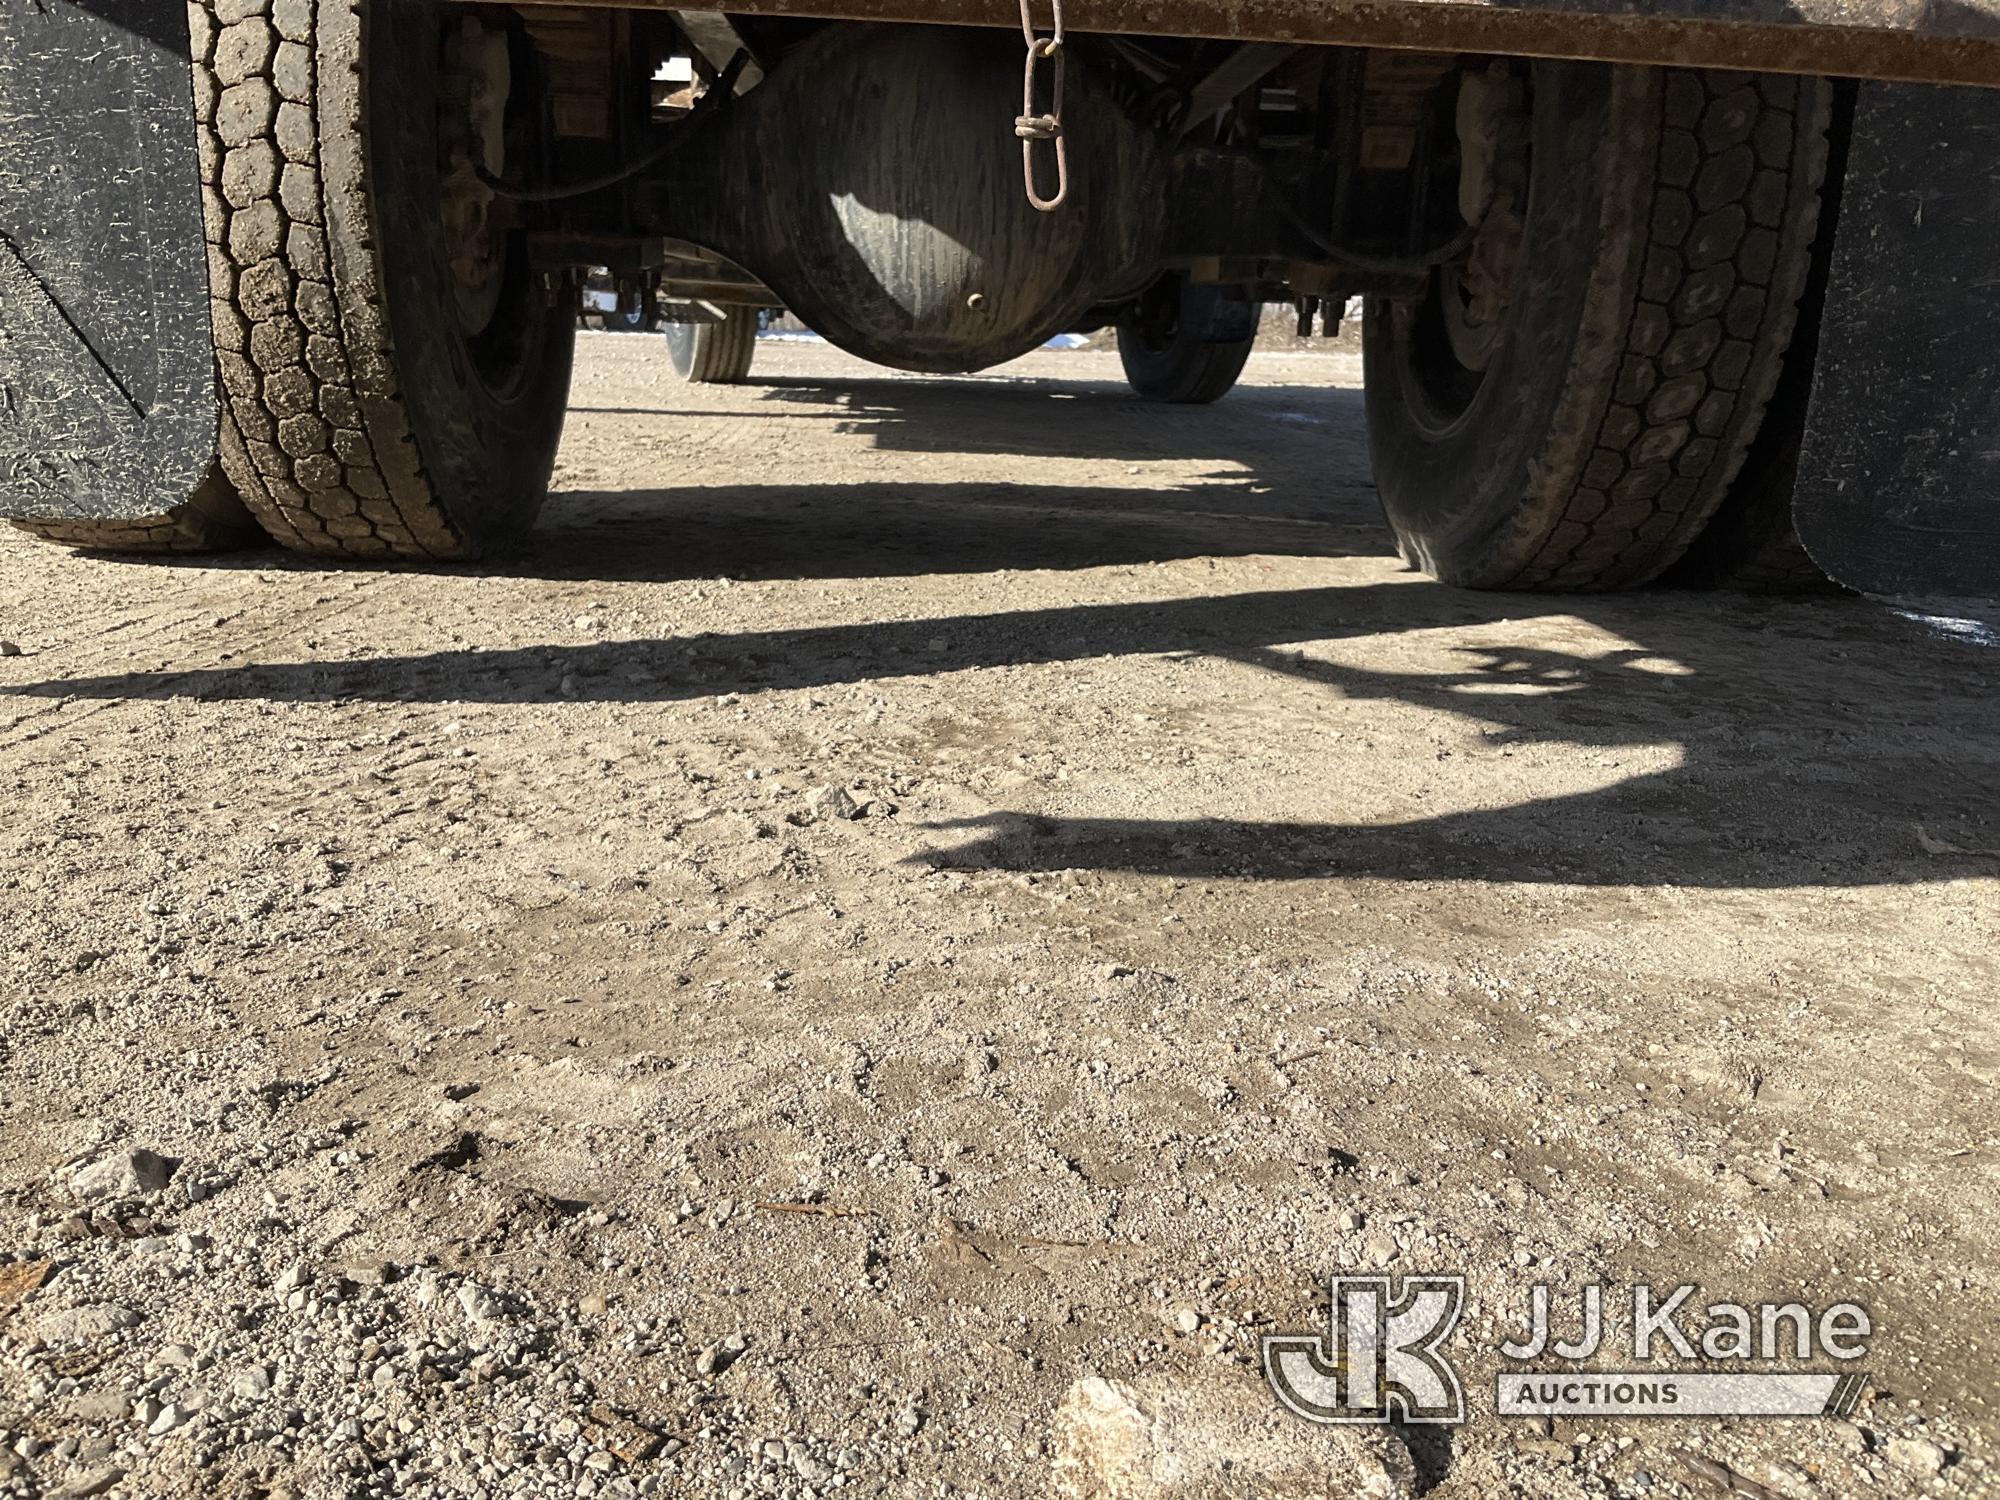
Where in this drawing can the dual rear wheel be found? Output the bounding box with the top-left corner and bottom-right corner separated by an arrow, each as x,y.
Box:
1099,64 -> 1833,589
1362,64 -> 1834,590
13,0 -> 573,562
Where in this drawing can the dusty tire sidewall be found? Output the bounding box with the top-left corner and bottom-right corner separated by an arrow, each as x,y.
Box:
1362,63 -> 1651,587
354,2 -> 574,554
1117,277 -> 1257,403
667,321 -> 702,381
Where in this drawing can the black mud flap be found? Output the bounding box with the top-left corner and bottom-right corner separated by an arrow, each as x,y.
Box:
1794,81 -> 2000,602
0,1 -> 217,521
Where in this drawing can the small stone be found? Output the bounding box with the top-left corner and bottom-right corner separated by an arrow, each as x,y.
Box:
456,1282 -> 503,1324
232,1365 -> 273,1399
1171,1307 -> 1202,1334
1885,1436 -> 1947,1475
49,1469 -> 123,1500
150,1344 -> 196,1369
146,1403 -> 188,1436
802,785 -> 863,822
792,1450 -> 833,1485
694,1334 -> 746,1377
69,1148 -> 173,1204
70,1390 -> 128,1424
579,1292 -> 608,1317
340,1258 -> 394,1287
34,1303 -> 141,1344
1053,1374 -> 1415,1498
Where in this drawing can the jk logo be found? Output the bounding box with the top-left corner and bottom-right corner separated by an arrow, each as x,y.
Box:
1262,1275 -> 1467,1425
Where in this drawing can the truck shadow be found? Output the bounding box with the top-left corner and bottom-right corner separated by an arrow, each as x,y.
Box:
10,363 -> 1994,892
5,571 -> 1992,890
911,618 -> 1998,889
518,474 -> 1382,582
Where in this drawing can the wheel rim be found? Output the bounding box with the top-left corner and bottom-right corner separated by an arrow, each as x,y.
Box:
1125,276 -> 1185,356
432,16 -> 548,402
1389,284 -> 1493,436
1384,67 -> 1532,438
666,319 -> 704,377
438,18 -> 509,340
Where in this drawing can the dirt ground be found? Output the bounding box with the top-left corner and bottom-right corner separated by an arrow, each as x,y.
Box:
0,333 -> 1996,1500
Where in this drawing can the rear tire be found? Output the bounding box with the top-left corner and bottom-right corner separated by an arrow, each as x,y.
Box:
1362,64 -> 1832,591
1117,276 -> 1257,404
1663,411 -> 1838,592
667,311 -> 758,384
1666,84 -> 1853,593
10,465 -> 259,555
191,0 -> 574,560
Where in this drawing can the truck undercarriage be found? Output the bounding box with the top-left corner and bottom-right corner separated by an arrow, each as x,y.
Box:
2,0 -> 1995,597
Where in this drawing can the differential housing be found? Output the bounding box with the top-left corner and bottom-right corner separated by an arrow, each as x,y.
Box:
645,25 -> 1166,373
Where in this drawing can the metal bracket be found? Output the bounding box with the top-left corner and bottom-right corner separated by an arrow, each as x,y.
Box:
671,11 -> 766,92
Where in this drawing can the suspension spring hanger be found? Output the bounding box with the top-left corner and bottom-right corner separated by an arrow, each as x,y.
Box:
1015,0 -> 1070,211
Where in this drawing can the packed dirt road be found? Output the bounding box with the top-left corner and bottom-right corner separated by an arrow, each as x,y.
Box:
1,334 -> 1995,1500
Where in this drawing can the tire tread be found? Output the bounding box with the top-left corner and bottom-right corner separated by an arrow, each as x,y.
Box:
10,466 -> 257,555
1506,71 -> 1832,589
193,0 -> 468,559
671,313 -> 758,384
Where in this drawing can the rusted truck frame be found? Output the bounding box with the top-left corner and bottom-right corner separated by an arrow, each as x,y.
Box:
545,0 -> 2000,87
2,0 -> 1994,597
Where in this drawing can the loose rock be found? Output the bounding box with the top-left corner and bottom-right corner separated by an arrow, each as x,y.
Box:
1885,1435 -> 1948,1475
69,1148 -> 173,1204
1052,1374 -> 1414,1500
